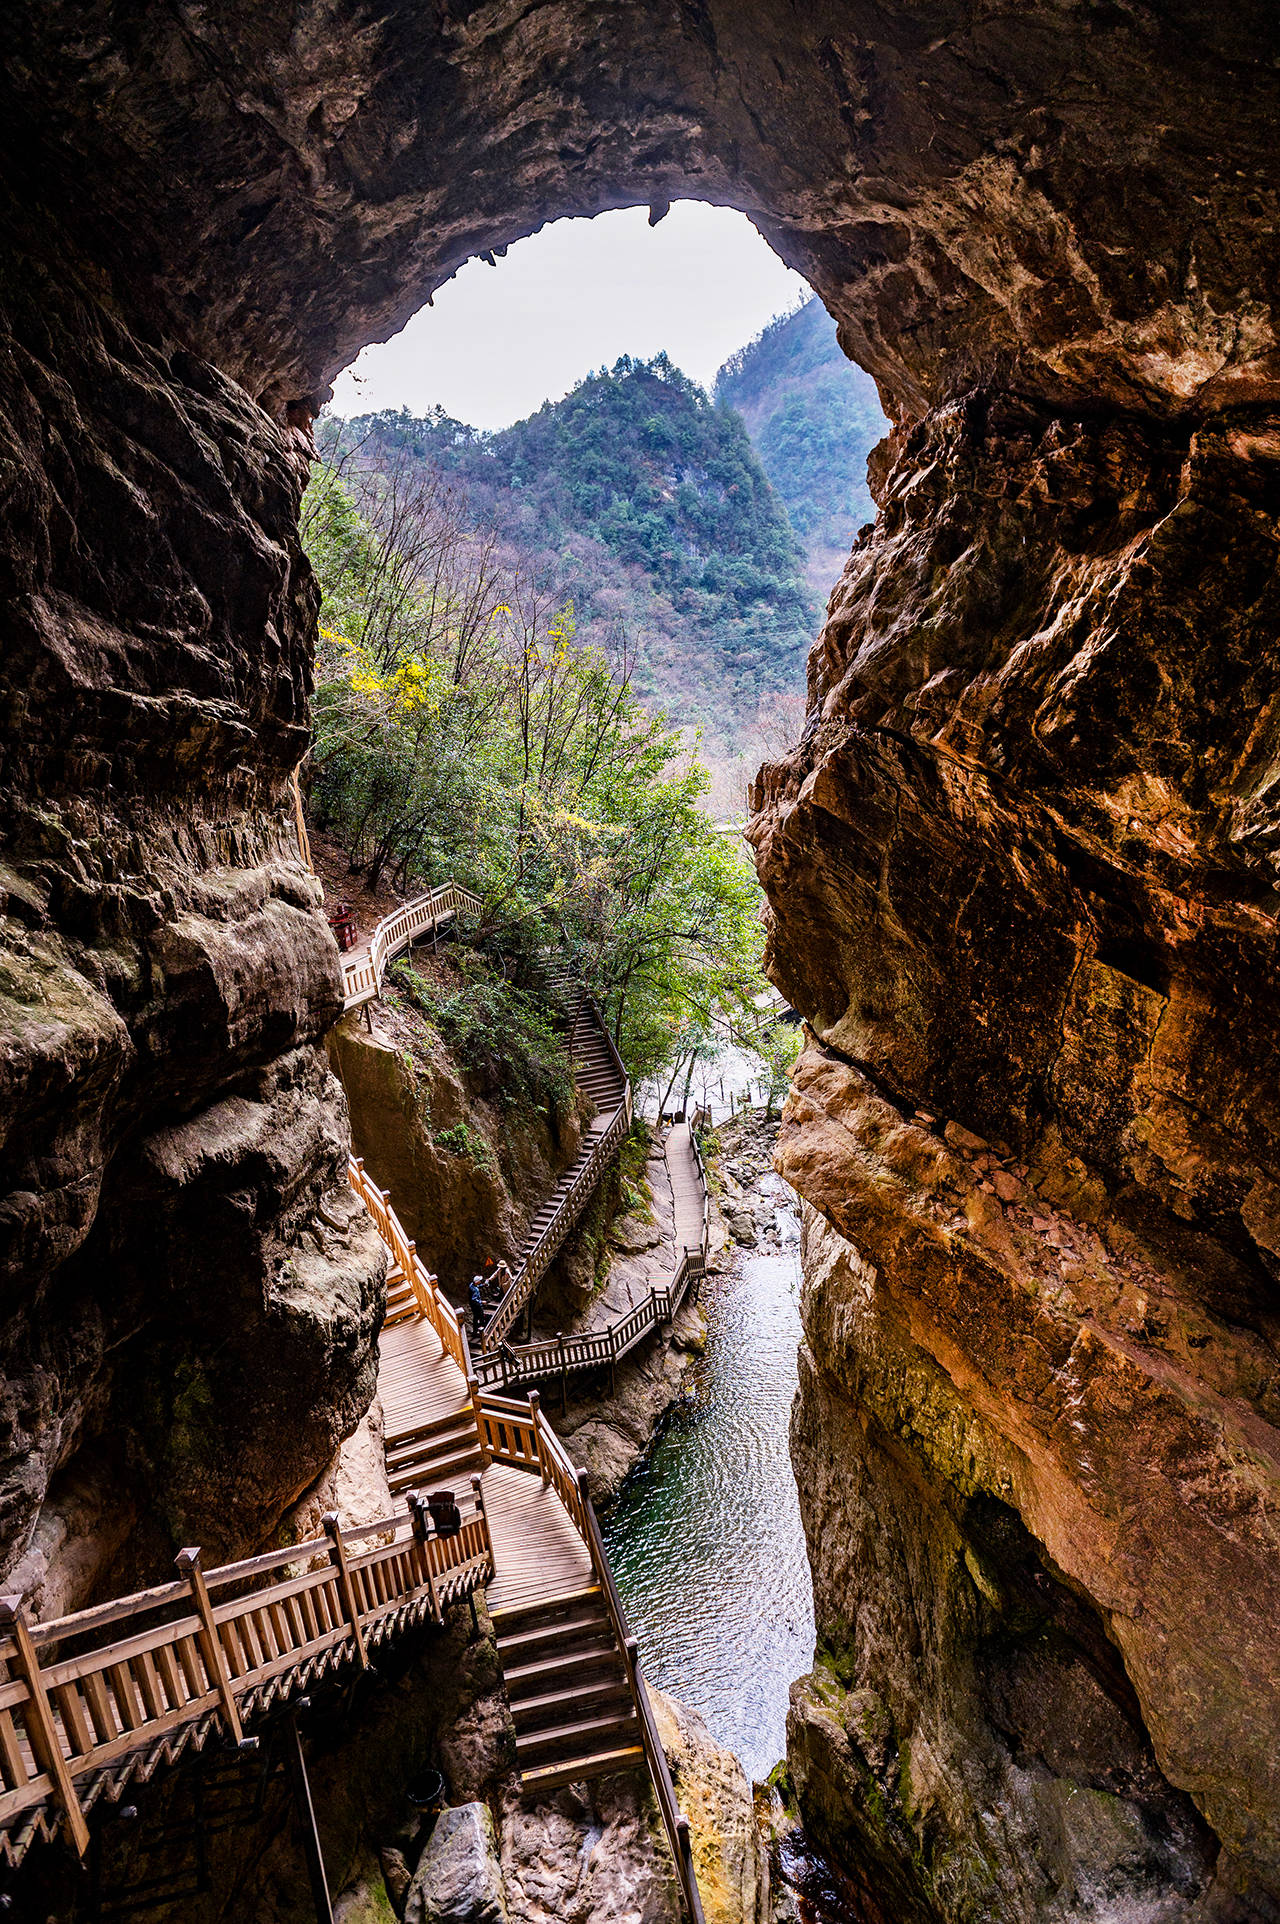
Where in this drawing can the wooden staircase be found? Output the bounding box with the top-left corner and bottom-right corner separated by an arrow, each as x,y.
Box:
569,1001 -> 628,1116
384,1404 -> 484,1497
382,1260 -> 419,1328
492,1586 -> 645,1794
480,989 -> 632,1349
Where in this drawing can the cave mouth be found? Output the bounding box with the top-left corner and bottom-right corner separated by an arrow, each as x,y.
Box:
3,6 -> 1280,1913
327,199 -> 813,430
311,195 -> 884,810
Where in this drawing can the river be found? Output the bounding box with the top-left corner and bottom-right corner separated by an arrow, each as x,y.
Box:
602,1175 -> 814,1783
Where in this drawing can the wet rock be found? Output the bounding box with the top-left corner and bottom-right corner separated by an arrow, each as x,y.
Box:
406,1803 -> 509,1924
725,1209 -> 760,1249
498,1774 -> 682,1922
380,1847 -> 412,1911
282,1397 -> 394,1541
750,360 -> 1280,1915
782,1201 -> 1274,1921
652,1687 -> 768,1924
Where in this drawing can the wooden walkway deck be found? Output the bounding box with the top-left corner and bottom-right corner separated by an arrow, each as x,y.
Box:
378,1332 -> 593,1614
483,1464 -> 594,1615
667,1121 -> 707,1261
379,1318 -> 470,1437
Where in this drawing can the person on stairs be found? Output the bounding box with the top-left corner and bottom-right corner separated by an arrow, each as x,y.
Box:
469,1275 -> 485,1339
490,1259 -> 514,1302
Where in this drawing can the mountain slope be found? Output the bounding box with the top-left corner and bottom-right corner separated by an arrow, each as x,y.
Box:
716,298 -> 889,595
338,355 -> 815,744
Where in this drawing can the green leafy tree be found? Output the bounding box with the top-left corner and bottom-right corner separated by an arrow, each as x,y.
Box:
303,453 -> 767,1085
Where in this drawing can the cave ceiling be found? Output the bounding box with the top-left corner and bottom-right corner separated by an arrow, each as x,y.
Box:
2,1 -> 1278,423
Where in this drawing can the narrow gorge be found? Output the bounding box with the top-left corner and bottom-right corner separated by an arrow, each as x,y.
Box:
2,5 -> 1278,1922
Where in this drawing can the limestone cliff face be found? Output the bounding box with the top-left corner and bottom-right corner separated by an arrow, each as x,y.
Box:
328,982 -> 582,1298
749,402 -> 1280,1911
0,247 -> 383,1590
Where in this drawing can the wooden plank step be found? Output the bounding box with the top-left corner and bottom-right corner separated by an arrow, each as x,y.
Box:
388,1447 -> 484,1494
516,1711 -> 639,1762
519,1745 -> 646,1795
502,1645 -> 625,1692
495,1610 -> 611,1660
386,1417 -> 476,1462
490,1587 -> 603,1634
383,1305 -> 421,1328
389,1436 -> 484,1476
510,1678 -> 635,1729
385,1406 -> 474,1449
386,1437 -> 478,1476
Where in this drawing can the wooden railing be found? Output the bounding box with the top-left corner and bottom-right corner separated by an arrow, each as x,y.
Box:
480,1101 -> 631,1351
347,1156 -> 469,1377
481,1392 -> 703,1924
340,881 -> 483,1010
689,1128 -> 711,1261
473,1122 -> 710,1395
480,995 -> 632,1350
0,1495 -> 492,1866
472,1245 -> 704,1395
581,992 -> 634,1132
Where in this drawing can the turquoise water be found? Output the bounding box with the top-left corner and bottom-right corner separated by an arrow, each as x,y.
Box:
602,1182 -> 815,1781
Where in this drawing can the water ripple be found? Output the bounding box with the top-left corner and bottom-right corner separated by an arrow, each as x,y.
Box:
602,1219 -> 815,1782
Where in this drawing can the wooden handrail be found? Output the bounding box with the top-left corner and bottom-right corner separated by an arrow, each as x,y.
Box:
577,1478 -> 705,1924
0,1496 -> 493,1861
479,989 -> 633,1349
347,1158 -> 468,1378
0,1082 -> 703,1924
476,1390 -> 700,1922
481,1099 -> 630,1348
339,880 -> 482,1010
472,1116 -> 710,1393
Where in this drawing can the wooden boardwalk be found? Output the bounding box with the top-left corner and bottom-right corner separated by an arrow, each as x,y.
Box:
471,1118 -> 710,1396
339,881 -> 482,1010
377,1331 -> 594,1614
483,1464 -> 594,1615
479,991 -> 632,1349
379,1319 -> 471,1438
0,1137 -> 704,1914
667,1121 -> 707,1262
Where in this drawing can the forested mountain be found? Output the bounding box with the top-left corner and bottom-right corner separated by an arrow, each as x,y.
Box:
716,297 -> 888,595
337,354 -> 815,745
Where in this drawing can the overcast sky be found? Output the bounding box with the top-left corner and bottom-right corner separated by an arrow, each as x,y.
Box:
330,202 -> 810,430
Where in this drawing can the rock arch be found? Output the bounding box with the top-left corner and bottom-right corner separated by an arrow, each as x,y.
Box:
1,5 -> 1279,1914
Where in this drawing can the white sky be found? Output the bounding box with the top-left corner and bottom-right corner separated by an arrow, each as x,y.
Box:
330,201 -> 809,430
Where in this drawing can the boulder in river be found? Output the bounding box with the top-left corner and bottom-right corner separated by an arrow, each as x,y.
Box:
406,1802 -> 510,1924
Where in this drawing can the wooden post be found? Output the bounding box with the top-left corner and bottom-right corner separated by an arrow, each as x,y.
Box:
558,1333 -> 567,1414
322,1516 -> 368,1669
409,1495 -> 442,1624
175,1548 -> 244,1745
468,1474 -> 486,1634
0,1596 -> 90,1857
529,1391 -> 549,1486
609,1324 -> 617,1397
468,1375 -> 490,1467
284,1711 -> 335,1924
